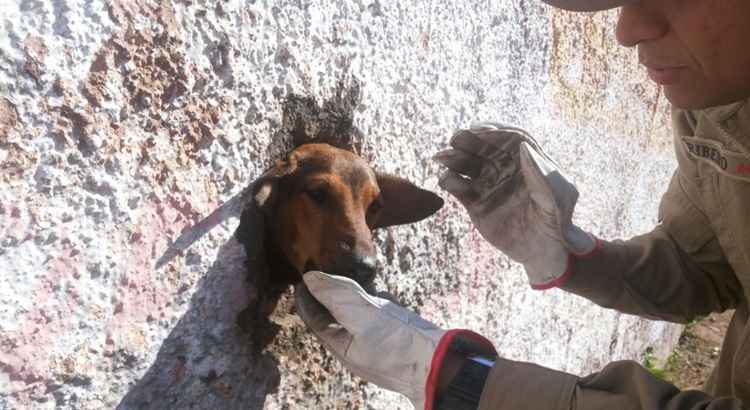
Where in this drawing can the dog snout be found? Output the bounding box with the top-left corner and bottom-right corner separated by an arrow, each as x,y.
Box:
350,255 -> 376,285
334,235 -> 377,284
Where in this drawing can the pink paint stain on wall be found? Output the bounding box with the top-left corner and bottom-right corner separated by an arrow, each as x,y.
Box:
0,245 -> 83,404
105,191 -> 215,352
1,186 -> 219,404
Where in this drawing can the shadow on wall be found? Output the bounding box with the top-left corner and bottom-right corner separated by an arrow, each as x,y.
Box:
266,78 -> 366,162
118,80 -> 367,409
117,192 -> 284,409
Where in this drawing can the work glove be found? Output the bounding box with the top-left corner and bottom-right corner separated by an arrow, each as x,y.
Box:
295,271 -> 496,410
433,123 -> 600,289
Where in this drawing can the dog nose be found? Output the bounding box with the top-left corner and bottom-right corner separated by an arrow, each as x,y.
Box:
351,255 -> 376,285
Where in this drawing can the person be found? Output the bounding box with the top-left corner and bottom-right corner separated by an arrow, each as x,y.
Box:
293,0 -> 750,408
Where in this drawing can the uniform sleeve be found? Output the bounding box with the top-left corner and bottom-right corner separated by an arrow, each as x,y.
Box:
559,171 -> 743,324
478,358 -> 748,410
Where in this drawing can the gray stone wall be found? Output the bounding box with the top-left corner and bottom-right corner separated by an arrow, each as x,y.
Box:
1,1 -> 680,409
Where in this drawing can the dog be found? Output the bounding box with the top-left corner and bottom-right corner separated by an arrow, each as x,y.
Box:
250,143 -> 444,290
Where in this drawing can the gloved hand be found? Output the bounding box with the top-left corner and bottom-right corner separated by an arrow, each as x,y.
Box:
295,271 -> 496,410
433,123 -> 599,289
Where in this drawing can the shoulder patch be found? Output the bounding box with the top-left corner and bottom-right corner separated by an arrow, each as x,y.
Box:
681,136 -> 750,183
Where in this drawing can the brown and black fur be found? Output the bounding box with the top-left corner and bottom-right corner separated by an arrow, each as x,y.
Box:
235,142 -> 443,341
253,143 -> 444,288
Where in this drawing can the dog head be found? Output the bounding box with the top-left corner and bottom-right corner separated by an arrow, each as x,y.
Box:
253,143 -> 443,288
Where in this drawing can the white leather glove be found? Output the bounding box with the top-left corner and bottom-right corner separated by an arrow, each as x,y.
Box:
434,123 -> 599,289
295,271 -> 496,410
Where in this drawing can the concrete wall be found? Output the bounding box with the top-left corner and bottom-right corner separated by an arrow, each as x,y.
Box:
0,0 -> 680,409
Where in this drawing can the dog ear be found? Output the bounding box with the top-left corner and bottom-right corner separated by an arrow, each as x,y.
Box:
252,157 -> 298,213
373,173 -> 444,228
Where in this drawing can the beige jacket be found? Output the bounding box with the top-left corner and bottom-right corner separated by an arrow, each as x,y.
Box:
479,99 -> 750,409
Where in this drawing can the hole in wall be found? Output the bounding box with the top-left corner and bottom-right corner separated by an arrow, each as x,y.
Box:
234,78 -> 367,339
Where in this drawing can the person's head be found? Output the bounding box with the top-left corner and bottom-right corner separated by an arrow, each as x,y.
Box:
544,0 -> 750,109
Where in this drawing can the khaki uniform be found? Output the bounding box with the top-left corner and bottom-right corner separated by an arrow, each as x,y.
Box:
479,99 -> 750,409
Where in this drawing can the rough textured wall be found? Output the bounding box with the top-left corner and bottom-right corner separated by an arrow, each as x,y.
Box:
0,1 -> 680,409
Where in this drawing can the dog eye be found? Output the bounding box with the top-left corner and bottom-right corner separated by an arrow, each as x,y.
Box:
368,197 -> 383,215
305,188 -> 328,205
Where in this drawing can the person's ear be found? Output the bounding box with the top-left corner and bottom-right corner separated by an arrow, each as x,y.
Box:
371,173 -> 444,229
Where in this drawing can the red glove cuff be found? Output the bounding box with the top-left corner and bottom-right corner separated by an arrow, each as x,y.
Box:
424,329 -> 497,410
531,236 -> 604,291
